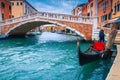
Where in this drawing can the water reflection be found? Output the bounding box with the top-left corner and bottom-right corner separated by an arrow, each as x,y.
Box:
38,32 -> 83,43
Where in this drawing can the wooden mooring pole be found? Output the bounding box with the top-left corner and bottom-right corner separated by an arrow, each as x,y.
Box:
103,23 -> 118,59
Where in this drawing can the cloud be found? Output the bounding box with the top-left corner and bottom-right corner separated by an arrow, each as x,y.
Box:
32,1 -> 73,14
34,2 -> 53,11
28,0 -> 88,14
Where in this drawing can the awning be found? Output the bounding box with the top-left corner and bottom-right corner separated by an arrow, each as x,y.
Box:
102,18 -> 120,27
108,18 -> 120,23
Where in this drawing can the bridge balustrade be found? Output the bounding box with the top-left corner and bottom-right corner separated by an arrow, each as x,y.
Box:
0,12 -> 94,27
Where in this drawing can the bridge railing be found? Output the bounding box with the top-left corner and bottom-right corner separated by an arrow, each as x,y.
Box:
0,11 -> 94,26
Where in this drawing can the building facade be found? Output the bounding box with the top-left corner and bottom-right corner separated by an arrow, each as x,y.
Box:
10,0 -> 37,18
73,0 -> 113,26
87,0 -> 94,17
73,0 -> 97,17
98,0 -> 112,26
0,0 -> 11,21
112,0 -> 120,19
72,4 -> 85,16
81,4 -> 88,16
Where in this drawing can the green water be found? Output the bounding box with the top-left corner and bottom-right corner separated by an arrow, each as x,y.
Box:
0,32 -> 114,80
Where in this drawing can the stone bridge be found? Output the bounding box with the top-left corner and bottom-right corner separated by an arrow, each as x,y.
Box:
0,12 -> 98,40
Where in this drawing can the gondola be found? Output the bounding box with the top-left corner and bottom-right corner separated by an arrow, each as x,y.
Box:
78,44 -> 113,66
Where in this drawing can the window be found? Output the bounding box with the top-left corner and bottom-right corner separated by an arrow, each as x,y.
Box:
108,13 -> 111,20
9,15 -> 11,19
90,3 -> 93,7
119,4 -> 120,11
114,5 -> 117,13
117,26 -> 120,30
101,15 -> 107,22
115,3 -> 120,12
9,6 -> 11,10
1,2 -> 5,8
104,15 -> 107,21
103,1 -> 108,10
12,16 -> 14,18
2,13 -> 4,20
12,2 -> 14,6
117,4 -> 119,12
20,2 -> 23,5
17,2 -> 19,6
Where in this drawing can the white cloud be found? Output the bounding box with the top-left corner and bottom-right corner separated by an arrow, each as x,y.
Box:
33,1 -> 72,14
28,0 -> 87,14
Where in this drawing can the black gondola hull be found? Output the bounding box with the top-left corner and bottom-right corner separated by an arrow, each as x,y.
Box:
79,48 -> 102,65
78,48 -> 114,65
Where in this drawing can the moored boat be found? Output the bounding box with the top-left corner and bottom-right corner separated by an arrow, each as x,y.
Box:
79,48 -> 102,65
77,40 -> 114,65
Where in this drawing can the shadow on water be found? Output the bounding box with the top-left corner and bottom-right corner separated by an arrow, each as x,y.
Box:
74,40 -> 116,80
0,36 -> 38,48
79,60 -> 102,80
74,58 -> 114,80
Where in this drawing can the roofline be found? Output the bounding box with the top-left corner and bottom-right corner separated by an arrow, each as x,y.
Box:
10,0 -> 38,11
25,0 -> 38,11
72,3 -> 87,12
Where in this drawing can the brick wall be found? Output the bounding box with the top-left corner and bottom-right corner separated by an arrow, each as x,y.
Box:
1,18 -> 92,40
98,0 -> 112,26
0,0 -> 11,20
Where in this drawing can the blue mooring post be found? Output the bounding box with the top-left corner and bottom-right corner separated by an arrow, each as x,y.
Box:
77,40 -> 80,63
77,40 -> 80,54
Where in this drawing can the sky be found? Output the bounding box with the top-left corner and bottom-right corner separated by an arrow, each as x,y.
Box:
28,0 -> 88,14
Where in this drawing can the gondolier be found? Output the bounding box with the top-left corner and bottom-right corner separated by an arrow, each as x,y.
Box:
99,28 -> 105,42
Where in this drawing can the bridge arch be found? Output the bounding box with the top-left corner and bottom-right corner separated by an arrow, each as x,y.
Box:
5,19 -> 86,39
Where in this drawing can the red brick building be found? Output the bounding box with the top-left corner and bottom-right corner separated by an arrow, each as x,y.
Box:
87,0 -> 94,16
0,0 -> 11,21
73,0 -> 113,27
73,0 -> 97,17
81,4 -> 88,16
112,0 -> 120,19
98,0 -> 112,26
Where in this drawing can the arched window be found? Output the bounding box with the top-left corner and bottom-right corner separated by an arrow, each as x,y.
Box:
1,2 -> 5,8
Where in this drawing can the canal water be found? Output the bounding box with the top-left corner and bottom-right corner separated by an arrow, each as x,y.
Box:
0,32 -> 114,80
